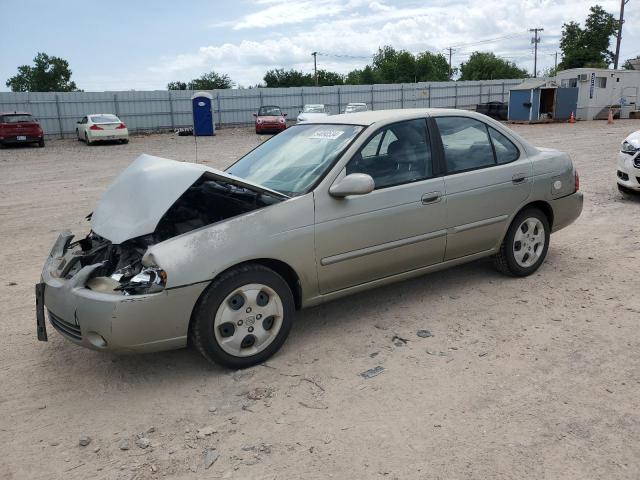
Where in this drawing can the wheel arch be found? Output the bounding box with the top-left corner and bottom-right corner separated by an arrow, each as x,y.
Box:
518,200 -> 554,229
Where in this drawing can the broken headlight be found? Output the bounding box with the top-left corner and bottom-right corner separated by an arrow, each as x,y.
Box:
115,266 -> 167,295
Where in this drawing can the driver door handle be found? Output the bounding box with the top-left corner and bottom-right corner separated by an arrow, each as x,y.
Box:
421,192 -> 442,204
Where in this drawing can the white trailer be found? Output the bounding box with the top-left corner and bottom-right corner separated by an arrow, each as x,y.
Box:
555,68 -> 640,120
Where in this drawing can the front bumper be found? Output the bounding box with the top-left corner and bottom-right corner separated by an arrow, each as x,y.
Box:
550,191 -> 584,232
39,232 -> 207,353
617,151 -> 640,191
256,123 -> 286,133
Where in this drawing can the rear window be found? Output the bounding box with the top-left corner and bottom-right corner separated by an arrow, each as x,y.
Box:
1,114 -> 35,123
90,114 -> 120,123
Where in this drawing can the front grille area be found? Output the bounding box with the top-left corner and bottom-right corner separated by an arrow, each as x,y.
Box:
634,157 -> 640,168
618,170 -> 629,181
48,310 -> 82,341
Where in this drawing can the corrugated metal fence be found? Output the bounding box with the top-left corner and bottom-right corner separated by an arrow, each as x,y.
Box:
0,79 -> 523,138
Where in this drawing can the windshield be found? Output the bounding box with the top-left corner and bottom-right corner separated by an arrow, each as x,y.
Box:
1,114 -> 35,123
227,124 -> 363,195
258,106 -> 282,116
302,105 -> 325,113
91,114 -> 120,124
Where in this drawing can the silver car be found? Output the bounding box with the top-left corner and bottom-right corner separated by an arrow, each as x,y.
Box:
36,109 -> 583,368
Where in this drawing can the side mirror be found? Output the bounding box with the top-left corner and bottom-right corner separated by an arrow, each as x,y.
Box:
283,113 -> 288,117
76,120 -> 81,123
253,113 -> 257,117
329,173 -> 375,198
298,110 -> 302,113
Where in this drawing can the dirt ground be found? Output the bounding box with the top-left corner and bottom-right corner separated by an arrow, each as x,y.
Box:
1,120 -> 640,480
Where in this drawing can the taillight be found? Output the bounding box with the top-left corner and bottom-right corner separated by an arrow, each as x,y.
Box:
89,125 -> 103,130
574,170 -> 580,192
116,122 -> 126,129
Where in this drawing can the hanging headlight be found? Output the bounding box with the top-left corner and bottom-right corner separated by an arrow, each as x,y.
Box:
117,266 -> 167,295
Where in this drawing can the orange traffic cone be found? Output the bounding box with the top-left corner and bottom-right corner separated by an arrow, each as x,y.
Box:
569,112 -> 575,124
608,109 -> 614,124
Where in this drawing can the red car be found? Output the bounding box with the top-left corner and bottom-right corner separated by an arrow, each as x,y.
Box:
253,105 -> 287,134
0,112 -> 45,147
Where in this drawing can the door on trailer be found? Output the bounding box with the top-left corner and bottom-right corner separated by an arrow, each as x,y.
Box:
554,87 -> 578,120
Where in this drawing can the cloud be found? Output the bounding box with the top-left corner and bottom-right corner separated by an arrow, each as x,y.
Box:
145,0 -> 638,88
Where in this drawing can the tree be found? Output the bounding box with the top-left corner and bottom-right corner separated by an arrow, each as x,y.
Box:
415,51 -> 451,81
167,81 -> 187,90
344,46 -> 450,85
6,52 -> 80,92
188,70 -> 233,90
459,52 -> 528,80
558,5 -> 617,70
262,68 -> 344,87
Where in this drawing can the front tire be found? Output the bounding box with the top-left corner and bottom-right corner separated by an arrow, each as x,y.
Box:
494,208 -> 550,276
190,264 -> 295,369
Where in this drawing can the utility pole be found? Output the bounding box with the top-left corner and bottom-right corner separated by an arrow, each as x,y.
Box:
446,47 -> 454,79
554,51 -> 558,71
311,52 -> 318,86
614,0 -> 630,69
529,28 -> 544,77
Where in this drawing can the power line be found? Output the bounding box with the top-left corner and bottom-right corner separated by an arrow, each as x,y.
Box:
449,32 -> 528,49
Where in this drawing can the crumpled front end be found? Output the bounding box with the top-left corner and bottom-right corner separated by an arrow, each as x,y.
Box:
39,231 -> 207,353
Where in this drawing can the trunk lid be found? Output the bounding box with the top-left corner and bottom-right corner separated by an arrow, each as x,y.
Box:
91,154 -> 288,244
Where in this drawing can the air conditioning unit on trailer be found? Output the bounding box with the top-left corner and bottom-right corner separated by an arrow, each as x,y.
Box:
577,74 -> 589,82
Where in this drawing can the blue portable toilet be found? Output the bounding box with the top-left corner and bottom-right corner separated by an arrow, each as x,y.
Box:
191,92 -> 215,136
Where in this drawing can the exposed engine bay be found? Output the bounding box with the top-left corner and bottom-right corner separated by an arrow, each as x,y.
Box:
53,175 -> 283,295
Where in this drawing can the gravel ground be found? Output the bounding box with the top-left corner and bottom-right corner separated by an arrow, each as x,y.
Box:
1,121 -> 640,480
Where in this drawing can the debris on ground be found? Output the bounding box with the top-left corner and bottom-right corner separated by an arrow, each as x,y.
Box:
204,449 -> 220,469
360,366 -> 385,379
135,436 -> 151,449
78,435 -> 92,447
118,439 -> 130,451
196,426 -> 217,439
246,387 -> 274,400
417,330 -> 433,338
426,350 -> 448,357
392,335 -> 409,346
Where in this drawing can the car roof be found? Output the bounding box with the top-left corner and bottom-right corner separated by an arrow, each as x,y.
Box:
259,105 -> 281,109
307,108 -> 486,126
303,104 -> 324,107
0,111 -> 32,115
89,113 -> 118,117
346,102 -> 367,106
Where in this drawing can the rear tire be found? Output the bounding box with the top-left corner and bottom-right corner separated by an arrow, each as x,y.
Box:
190,264 -> 295,369
121,138 -> 129,144
38,138 -> 45,148
84,132 -> 92,145
494,208 -> 550,277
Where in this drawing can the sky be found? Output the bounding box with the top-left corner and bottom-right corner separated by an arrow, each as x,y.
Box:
1,0 -> 639,92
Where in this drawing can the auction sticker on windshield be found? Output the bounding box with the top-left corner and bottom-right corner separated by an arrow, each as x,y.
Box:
309,130 -> 345,140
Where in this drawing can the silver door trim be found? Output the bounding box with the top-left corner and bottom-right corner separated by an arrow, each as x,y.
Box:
449,214 -> 509,234
320,229 -> 447,266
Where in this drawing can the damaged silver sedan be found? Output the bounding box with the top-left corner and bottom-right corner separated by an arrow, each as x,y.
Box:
37,109 -> 583,368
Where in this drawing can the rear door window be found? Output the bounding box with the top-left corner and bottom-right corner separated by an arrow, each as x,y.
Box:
436,117 -> 495,173
1,114 -> 35,123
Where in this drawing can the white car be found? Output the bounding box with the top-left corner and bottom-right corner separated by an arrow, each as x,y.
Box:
617,130 -> 640,195
297,104 -> 329,123
343,102 -> 368,114
76,114 -> 129,145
